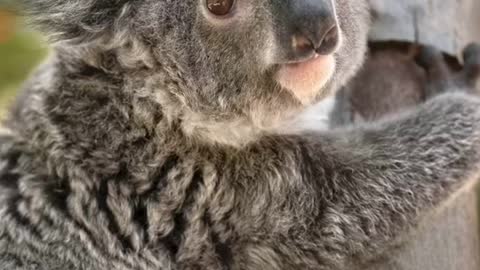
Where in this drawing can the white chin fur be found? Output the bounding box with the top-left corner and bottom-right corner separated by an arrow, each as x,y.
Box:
278,96 -> 337,134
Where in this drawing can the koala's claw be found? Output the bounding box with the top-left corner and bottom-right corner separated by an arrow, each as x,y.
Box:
418,43 -> 480,98
416,45 -> 451,80
462,43 -> 480,84
417,46 -> 442,66
416,46 -> 452,98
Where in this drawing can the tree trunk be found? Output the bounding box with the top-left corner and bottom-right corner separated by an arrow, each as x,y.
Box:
365,1 -> 480,269
368,0 -> 480,56
367,187 -> 480,270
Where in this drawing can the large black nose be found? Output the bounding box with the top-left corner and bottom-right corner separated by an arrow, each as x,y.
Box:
289,0 -> 340,56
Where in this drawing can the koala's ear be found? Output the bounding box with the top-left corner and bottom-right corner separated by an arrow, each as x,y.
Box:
20,0 -> 133,44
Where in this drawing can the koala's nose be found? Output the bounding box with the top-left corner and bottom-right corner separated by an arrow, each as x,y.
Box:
290,0 -> 340,56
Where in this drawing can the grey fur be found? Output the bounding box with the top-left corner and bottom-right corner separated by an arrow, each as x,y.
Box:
1,0 -> 480,269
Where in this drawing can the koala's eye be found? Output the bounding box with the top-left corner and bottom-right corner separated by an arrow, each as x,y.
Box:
206,0 -> 235,16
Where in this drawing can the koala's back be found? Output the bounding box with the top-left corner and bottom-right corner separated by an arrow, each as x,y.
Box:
0,133 -> 79,269
0,134 -> 176,270
0,76 -> 178,269
0,71 -> 244,270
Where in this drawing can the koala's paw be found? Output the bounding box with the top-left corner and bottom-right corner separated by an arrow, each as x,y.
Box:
416,45 -> 453,97
416,45 -> 451,81
462,43 -> 480,86
417,43 -> 480,97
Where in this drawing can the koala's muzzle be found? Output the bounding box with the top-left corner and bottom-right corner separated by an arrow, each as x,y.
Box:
273,0 -> 340,103
276,0 -> 340,61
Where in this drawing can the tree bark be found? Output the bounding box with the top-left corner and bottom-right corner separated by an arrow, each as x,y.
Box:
368,0 -> 480,55
365,1 -> 480,269
367,188 -> 480,270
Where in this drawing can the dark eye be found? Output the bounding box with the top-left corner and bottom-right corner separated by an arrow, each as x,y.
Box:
206,0 -> 235,16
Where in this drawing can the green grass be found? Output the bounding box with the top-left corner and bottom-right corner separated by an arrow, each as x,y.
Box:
0,20 -> 47,116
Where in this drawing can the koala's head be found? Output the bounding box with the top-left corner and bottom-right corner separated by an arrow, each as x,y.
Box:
23,0 -> 369,140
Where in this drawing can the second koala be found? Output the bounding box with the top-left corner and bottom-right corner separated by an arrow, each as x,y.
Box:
333,42 -> 480,125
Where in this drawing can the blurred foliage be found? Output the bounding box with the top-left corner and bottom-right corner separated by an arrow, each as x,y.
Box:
0,10 -> 47,116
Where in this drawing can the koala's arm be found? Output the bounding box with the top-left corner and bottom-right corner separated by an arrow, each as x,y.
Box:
230,92 -> 480,268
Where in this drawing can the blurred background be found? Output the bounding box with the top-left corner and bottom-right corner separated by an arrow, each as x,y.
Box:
0,7 -> 47,117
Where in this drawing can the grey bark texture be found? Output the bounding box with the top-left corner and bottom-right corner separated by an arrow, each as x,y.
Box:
367,188 -> 480,270
368,0 -> 480,55
367,1 -> 480,269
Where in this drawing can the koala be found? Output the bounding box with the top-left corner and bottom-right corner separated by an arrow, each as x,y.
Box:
331,42 -> 480,126
1,0 -> 480,270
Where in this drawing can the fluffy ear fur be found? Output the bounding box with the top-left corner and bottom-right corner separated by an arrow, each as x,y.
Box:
20,0 -> 133,44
